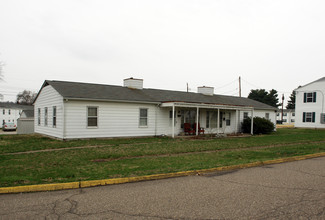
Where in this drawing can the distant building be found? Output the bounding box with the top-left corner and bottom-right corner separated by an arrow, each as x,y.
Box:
295,77 -> 325,128
276,109 -> 295,125
0,102 -> 33,127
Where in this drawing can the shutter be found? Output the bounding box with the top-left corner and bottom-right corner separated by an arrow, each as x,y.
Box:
313,92 -> 317,103
303,112 -> 306,122
303,93 -> 307,103
312,112 -> 315,122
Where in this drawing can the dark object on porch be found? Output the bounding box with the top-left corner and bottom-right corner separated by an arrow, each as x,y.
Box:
184,123 -> 195,135
194,123 -> 205,134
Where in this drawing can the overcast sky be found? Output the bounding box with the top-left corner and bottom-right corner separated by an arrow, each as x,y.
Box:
0,0 -> 324,105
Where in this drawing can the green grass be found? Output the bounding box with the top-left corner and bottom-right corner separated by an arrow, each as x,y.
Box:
0,128 -> 324,187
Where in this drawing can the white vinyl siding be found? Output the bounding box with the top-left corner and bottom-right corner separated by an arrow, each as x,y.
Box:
63,101 -> 157,139
34,85 -> 64,138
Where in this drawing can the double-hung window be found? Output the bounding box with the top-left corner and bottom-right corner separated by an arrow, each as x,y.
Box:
304,92 -> 317,103
44,107 -> 48,126
38,108 -> 41,125
139,108 -> 148,127
53,106 -> 57,127
87,107 -> 98,127
303,112 -> 315,123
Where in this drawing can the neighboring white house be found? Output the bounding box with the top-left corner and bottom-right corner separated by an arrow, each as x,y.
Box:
295,77 -> 325,128
33,78 -> 277,139
276,109 -> 295,125
0,102 -> 33,127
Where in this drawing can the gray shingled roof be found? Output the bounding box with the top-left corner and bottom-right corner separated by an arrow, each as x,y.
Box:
0,102 -> 34,110
40,80 -> 277,110
21,110 -> 34,118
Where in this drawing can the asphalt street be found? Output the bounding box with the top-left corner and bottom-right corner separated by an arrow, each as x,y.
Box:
1,157 -> 324,219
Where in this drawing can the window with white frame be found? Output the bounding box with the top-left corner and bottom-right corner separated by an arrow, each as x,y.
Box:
244,112 -> 249,119
38,108 -> 41,125
8,109 -> 11,115
304,92 -> 317,103
303,112 -> 315,123
87,107 -> 98,127
169,110 -> 176,126
265,113 -> 270,120
206,111 -> 222,128
53,106 -> 57,127
44,107 -> 48,126
2,109 -> 4,115
226,112 -> 231,126
139,108 -> 148,127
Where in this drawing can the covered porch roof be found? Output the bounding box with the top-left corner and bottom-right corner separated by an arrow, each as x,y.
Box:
160,102 -> 255,138
160,101 -> 254,111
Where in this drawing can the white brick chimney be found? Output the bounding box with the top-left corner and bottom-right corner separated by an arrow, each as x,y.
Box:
198,86 -> 214,96
123,77 -> 143,89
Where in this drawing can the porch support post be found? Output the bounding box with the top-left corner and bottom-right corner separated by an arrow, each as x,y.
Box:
217,108 -> 220,135
251,109 -> 254,135
196,107 -> 199,136
235,109 -> 238,134
172,104 -> 175,138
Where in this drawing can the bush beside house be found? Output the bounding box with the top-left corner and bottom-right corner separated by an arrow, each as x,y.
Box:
242,117 -> 275,134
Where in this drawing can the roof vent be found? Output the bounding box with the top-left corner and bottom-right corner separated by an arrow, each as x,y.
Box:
198,86 -> 214,96
123,77 -> 143,89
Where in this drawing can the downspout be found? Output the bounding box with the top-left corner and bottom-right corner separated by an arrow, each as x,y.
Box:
217,108 -> 220,135
251,109 -> 254,135
235,109 -> 238,134
155,104 -> 159,136
62,99 -> 67,139
172,104 -> 175,138
196,107 -> 199,136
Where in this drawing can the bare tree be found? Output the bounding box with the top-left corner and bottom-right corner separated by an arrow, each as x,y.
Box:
16,90 -> 37,105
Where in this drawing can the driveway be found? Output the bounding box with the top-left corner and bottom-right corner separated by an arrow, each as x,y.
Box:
0,157 -> 324,219
0,130 -> 17,135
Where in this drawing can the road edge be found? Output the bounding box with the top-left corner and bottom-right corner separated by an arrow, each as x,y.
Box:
1,152 -> 325,194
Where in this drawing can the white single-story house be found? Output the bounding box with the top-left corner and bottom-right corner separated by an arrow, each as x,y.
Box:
33,78 -> 277,139
295,77 -> 325,128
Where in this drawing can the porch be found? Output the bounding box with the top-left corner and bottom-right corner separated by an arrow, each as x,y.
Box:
160,102 -> 255,138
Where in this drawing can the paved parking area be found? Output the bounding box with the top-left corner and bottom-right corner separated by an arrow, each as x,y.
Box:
0,130 -> 16,135
0,157 -> 324,219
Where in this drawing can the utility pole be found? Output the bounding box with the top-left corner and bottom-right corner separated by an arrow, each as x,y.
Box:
239,76 -> 241,97
187,83 -> 189,92
281,94 -> 284,123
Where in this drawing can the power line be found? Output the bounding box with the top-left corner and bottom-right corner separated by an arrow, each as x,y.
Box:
214,79 -> 238,90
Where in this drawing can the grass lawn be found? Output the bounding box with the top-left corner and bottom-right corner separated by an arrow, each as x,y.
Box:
0,128 -> 324,187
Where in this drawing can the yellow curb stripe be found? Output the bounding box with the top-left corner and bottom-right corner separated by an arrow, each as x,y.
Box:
1,152 -> 325,194
0,182 -> 79,194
